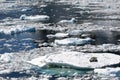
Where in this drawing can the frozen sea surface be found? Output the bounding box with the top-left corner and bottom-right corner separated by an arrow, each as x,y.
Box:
0,0 -> 120,80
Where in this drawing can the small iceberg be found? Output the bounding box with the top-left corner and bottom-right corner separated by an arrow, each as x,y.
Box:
27,51 -> 120,69
58,18 -> 76,24
54,37 -> 93,46
94,67 -> 120,77
0,25 -> 35,35
47,33 -> 68,39
20,14 -> 50,22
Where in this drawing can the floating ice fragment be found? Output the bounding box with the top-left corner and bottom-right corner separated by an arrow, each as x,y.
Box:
47,33 -> 68,39
58,18 -> 76,24
54,37 -> 93,46
20,14 -> 50,22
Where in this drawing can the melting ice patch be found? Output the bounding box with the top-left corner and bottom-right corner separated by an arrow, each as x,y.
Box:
0,25 -> 35,35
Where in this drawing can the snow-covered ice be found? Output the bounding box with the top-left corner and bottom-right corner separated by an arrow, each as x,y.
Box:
27,51 -> 120,69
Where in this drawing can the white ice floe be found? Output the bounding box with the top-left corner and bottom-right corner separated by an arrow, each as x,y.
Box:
20,14 -> 50,22
47,33 -> 68,39
94,67 -> 120,77
0,53 -> 14,62
27,51 -> 120,69
58,18 -> 76,24
54,37 -> 93,46
68,30 -> 84,36
0,25 -> 35,35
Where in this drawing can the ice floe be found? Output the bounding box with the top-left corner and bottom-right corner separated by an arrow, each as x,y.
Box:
27,51 -> 120,69
20,15 -> 50,22
94,67 -> 120,77
47,33 -> 68,39
54,37 -> 93,46
0,25 -> 35,35
58,18 -> 76,24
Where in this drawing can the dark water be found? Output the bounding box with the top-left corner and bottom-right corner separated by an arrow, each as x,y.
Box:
0,72 -> 31,78
0,31 -> 47,54
0,2 -> 86,22
88,30 -> 120,45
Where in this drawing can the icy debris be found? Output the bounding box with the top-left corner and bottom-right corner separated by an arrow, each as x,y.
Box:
54,37 -> 93,46
27,51 -> 120,69
94,67 -> 120,77
0,25 -> 35,35
0,53 -> 14,62
20,14 -> 50,22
